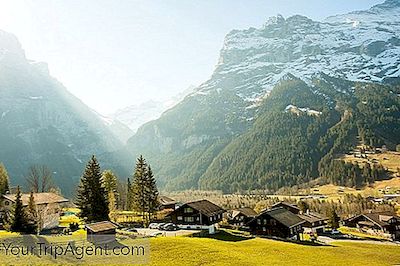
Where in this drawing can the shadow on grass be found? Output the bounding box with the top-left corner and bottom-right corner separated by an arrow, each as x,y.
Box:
192,229 -> 254,242
258,235 -> 331,247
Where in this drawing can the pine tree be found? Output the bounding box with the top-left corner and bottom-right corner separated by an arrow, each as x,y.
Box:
327,208 -> 340,229
145,165 -> 159,222
130,156 -> 159,226
0,163 -> 10,195
5,186 -> 30,233
127,178 -> 133,210
75,155 -> 109,222
27,191 -> 38,233
131,155 -> 148,222
101,170 -> 119,211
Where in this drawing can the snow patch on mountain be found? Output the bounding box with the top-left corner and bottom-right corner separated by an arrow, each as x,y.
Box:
113,86 -> 195,133
195,1 -> 400,107
285,105 -> 322,117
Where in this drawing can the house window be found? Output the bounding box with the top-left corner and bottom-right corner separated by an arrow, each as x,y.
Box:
257,219 -> 261,225
262,227 -> 266,232
184,217 -> 195,222
210,216 -> 213,222
177,216 -> 183,221
271,219 -> 276,226
263,219 -> 267,225
184,207 -> 193,213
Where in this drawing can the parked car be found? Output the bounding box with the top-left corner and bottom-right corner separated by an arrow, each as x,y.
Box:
157,223 -> 166,229
331,229 -> 340,235
149,223 -> 159,229
150,232 -> 163,237
160,223 -> 179,231
127,228 -> 138,233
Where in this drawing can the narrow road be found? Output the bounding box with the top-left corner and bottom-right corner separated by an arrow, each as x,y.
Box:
318,236 -> 400,246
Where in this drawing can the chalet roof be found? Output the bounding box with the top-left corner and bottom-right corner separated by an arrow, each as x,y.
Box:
271,202 -> 300,211
232,207 -> 257,219
184,200 -> 225,216
260,207 -> 305,228
298,212 -> 327,223
85,221 -> 119,233
159,196 -> 176,205
3,193 -> 68,206
348,212 -> 399,228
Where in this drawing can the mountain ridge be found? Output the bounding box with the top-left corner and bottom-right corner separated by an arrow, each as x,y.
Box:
0,30 -> 132,196
127,1 -> 400,192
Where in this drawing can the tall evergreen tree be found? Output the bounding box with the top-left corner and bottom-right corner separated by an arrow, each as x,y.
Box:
131,156 -> 148,220
126,178 -> 133,210
0,163 -> 10,195
130,156 -> 159,225
327,208 -> 340,229
27,191 -> 38,233
5,186 -> 30,233
146,165 -> 159,222
75,155 -> 109,222
102,170 -> 119,218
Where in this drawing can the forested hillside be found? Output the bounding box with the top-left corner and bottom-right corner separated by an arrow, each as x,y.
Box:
127,1 -> 400,193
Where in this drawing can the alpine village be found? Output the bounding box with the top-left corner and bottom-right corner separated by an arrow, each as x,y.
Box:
1,0 -> 400,265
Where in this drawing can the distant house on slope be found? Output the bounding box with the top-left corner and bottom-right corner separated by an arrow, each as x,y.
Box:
247,207 -> 304,239
1,192 -> 69,230
271,202 -> 301,214
227,207 -> 257,227
158,196 -> 176,210
167,199 -> 225,234
344,212 -> 400,240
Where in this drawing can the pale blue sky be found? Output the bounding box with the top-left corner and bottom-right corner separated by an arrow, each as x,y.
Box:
0,0 -> 383,114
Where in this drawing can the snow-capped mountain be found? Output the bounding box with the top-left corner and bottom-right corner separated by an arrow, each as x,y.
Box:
113,85 -> 195,133
127,0 -> 400,192
196,0 -> 400,104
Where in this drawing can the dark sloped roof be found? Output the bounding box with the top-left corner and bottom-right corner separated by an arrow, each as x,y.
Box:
3,193 -> 68,206
349,212 -> 399,228
185,200 -> 225,216
86,221 -> 119,233
262,207 -> 305,228
271,202 -> 300,211
232,207 -> 257,218
298,212 -> 327,223
159,196 -> 176,205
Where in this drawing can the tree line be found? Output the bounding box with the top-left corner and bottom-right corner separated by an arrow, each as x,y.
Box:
0,154 -> 159,233
75,154 -> 159,225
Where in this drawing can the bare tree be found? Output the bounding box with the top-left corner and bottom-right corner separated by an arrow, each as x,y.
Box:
26,165 -> 54,193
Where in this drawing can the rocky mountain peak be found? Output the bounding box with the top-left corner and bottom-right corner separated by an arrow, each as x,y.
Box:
0,30 -> 26,63
372,0 -> 400,10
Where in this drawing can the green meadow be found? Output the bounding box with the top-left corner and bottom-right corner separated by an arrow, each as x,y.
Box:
0,230 -> 399,266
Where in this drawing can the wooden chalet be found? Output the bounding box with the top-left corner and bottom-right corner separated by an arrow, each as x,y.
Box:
297,211 -> 327,234
85,221 -> 119,244
158,196 -> 176,210
271,202 -> 300,214
1,192 -> 69,230
247,207 -> 304,239
167,199 -> 225,227
344,212 -> 400,240
227,207 -> 257,227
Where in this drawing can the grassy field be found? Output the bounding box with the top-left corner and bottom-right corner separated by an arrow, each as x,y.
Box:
0,230 -> 399,265
342,151 -> 400,175
339,226 -> 387,241
149,234 -> 400,266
